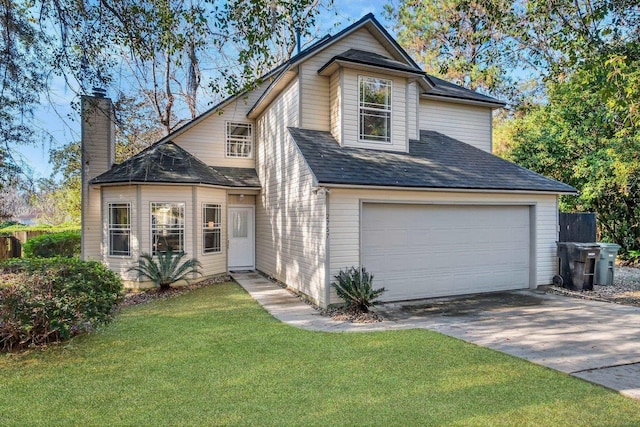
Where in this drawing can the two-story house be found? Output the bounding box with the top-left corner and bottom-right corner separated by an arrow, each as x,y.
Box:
81,14 -> 575,308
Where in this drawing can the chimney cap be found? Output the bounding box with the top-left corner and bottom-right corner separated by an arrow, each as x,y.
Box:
92,87 -> 107,98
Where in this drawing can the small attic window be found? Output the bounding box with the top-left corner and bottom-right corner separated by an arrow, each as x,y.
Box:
226,122 -> 253,158
359,76 -> 391,143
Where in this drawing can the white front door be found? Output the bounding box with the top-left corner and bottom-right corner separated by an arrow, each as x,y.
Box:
228,206 -> 255,270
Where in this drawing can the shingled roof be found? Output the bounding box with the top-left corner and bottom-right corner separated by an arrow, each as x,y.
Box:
91,141 -> 260,188
288,128 -> 576,193
423,75 -> 505,105
318,49 -> 425,75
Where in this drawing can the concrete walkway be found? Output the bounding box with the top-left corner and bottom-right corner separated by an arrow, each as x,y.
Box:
232,271 -> 640,400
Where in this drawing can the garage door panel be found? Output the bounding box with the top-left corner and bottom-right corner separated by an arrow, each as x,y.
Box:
362,204 -> 530,302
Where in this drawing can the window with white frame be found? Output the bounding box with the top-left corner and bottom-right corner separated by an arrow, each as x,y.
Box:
203,204 -> 222,253
108,203 -> 131,256
358,76 -> 392,143
151,202 -> 185,254
226,122 -> 253,158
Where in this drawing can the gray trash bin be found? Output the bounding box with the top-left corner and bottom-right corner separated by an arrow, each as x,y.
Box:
555,242 -> 601,291
595,242 -> 621,286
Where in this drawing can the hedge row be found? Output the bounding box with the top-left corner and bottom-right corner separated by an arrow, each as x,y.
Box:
23,231 -> 81,258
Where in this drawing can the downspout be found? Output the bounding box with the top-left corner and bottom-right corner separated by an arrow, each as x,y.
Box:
324,191 -> 331,308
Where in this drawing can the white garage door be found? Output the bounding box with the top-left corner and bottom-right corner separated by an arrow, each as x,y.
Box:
362,203 -> 530,301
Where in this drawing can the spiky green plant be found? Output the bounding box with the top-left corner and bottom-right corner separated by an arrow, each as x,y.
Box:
332,266 -> 386,312
128,247 -> 202,291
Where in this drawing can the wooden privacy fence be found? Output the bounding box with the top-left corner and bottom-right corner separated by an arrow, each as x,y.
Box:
0,231 -> 48,261
559,213 -> 597,242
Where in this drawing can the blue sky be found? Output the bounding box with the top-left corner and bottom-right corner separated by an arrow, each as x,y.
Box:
18,1 -> 393,179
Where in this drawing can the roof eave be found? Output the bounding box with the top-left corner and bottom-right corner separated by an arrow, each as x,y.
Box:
317,182 -> 576,195
318,58 -> 425,78
247,69 -> 298,119
92,180 -> 262,190
420,93 -> 506,108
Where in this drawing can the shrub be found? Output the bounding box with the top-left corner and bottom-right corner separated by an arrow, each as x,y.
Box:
23,231 -> 81,258
128,247 -> 202,291
0,258 -> 123,351
332,266 -> 386,312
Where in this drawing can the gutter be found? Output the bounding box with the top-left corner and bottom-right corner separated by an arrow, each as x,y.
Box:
92,181 -> 262,191
319,182 -> 577,196
420,93 -> 506,108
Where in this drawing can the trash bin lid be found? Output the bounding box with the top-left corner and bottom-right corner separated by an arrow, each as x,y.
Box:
597,242 -> 621,250
569,242 -> 601,249
557,242 -> 599,247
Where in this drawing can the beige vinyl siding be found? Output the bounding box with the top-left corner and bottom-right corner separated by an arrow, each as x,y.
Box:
419,99 -> 493,152
329,70 -> 342,143
173,81 -> 270,168
407,82 -> 418,140
196,187 -> 227,277
83,186 -> 102,260
255,78 -> 328,306
102,185 -> 139,280
342,69 -> 407,152
228,195 -> 255,205
328,188 -> 558,305
299,27 -> 390,131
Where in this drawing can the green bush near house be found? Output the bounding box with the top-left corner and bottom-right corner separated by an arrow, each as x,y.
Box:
0,258 -> 123,351
0,223 -> 81,236
22,231 -> 81,258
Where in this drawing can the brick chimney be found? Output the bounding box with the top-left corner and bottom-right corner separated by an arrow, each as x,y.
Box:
81,88 -> 115,260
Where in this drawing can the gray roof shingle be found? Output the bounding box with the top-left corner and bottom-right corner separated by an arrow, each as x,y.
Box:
288,127 -> 576,193
318,49 -> 425,75
423,75 -> 505,105
91,141 -> 260,188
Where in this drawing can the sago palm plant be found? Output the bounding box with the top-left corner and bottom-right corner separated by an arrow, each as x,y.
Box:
332,266 -> 386,312
128,247 -> 202,291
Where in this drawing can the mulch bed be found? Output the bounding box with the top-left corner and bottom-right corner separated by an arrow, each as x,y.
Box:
256,271 -> 384,323
120,276 -> 230,307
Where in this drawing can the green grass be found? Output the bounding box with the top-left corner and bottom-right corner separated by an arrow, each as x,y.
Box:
2,282 -> 640,426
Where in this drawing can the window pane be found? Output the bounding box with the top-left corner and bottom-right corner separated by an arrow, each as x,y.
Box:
110,231 -> 130,256
204,229 -> 221,253
360,79 -> 390,109
154,231 -> 183,253
232,210 -> 248,238
360,110 -> 391,142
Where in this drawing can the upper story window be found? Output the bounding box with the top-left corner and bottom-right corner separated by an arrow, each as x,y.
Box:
359,76 -> 392,143
108,203 -> 131,256
151,202 -> 185,255
226,122 -> 253,158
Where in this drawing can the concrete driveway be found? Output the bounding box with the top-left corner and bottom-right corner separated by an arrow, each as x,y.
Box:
376,291 -> 640,400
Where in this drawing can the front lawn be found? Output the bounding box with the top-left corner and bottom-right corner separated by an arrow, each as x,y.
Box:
1,282 -> 640,426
